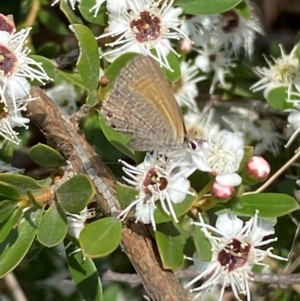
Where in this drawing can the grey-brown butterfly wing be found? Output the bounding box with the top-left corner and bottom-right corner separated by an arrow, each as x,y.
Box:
102,86 -> 176,150
101,54 -> 186,151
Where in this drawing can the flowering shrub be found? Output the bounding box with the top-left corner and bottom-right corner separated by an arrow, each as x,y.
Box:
0,1 -> 300,301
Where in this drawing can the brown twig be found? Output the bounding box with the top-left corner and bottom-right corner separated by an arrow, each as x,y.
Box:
27,87 -> 191,301
102,267 -> 300,287
3,273 -> 28,301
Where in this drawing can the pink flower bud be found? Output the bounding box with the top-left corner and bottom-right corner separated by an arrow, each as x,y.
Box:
246,156 -> 270,180
179,38 -> 193,53
211,181 -> 235,201
0,14 -> 15,34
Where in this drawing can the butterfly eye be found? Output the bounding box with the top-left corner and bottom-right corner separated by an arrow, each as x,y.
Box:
111,123 -> 117,129
188,140 -> 198,151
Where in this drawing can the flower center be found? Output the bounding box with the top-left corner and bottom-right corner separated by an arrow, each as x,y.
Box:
219,10 -> 239,34
271,57 -> 299,84
142,167 -> 168,195
0,103 -> 8,120
130,11 -> 161,43
207,144 -> 237,174
0,45 -> 17,76
217,238 -> 250,272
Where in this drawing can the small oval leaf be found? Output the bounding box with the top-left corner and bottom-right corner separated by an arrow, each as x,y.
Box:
56,174 -> 95,213
80,217 -> 122,258
0,201 -> 18,223
0,208 -> 43,277
29,143 -> 66,168
0,181 -> 21,201
70,24 -> 100,91
161,51 -> 181,83
231,193 -> 300,217
155,222 -> 187,269
265,86 -> 293,110
37,201 -> 68,247
0,208 -> 23,243
0,174 -> 49,198
193,222 -> 212,261
173,0 -> 241,14
66,243 -> 103,301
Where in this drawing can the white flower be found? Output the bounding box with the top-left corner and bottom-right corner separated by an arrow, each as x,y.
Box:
251,44 -> 300,99
46,82 -> 77,115
185,211 -> 287,301
67,207 -> 96,239
252,119 -> 283,155
52,0 -> 80,10
215,9 -> 262,58
180,15 -> 217,46
206,131 -> 244,187
172,61 -> 206,112
98,0 -> 190,70
223,108 -> 282,155
195,38 -> 234,94
118,152 -> 192,230
0,28 -> 51,112
0,98 -> 32,145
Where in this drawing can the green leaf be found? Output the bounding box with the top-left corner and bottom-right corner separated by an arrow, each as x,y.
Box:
116,182 -> 138,209
161,52 -> 181,83
234,1 -> 251,19
99,114 -> 135,160
28,55 -> 56,83
0,201 -> 18,223
231,193 -> 300,217
173,0 -> 242,14
0,208 -> 22,243
265,86 -> 293,110
87,90 -> 99,107
29,143 -> 66,168
79,0 -> 107,25
56,174 -> 95,214
57,70 -> 91,90
0,208 -> 43,277
193,221 -> 212,261
79,217 -> 122,258
67,244 -> 103,301
37,201 -> 68,247
0,181 -> 21,201
0,174 -> 49,198
59,0 -> 83,24
70,24 -> 100,91
155,222 -> 187,269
